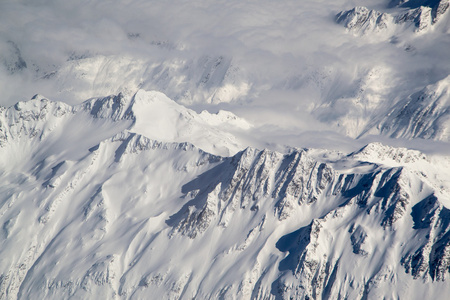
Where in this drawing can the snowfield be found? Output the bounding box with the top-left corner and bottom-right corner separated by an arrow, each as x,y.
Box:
1,92 -> 450,299
0,0 -> 450,299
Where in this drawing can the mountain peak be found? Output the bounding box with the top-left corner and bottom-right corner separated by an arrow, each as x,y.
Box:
335,7 -> 392,35
337,0 -> 450,35
351,142 -> 428,164
1,91 -> 450,298
126,90 -> 251,156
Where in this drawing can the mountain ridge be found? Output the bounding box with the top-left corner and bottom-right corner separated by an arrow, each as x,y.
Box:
0,94 -> 449,299
336,0 -> 450,35
0,0 -> 449,298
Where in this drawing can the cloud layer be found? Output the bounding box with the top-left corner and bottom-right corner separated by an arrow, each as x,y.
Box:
1,0 -> 449,154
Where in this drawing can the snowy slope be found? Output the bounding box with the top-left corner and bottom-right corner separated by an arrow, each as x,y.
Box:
360,75 -> 450,141
1,0 -> 450,299
80,90 -> 252,156
0,91 -> 251,158
1,95 -> 450,299
331,0 -> 450,143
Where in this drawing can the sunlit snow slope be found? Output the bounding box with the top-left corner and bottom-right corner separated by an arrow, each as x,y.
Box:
1,0 -> 450,299
1,92 -> 450,299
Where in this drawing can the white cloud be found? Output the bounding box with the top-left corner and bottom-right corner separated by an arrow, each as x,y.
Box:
0,0 -> 449,153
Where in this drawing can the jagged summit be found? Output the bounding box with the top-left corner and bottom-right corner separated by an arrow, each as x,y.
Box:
349,142 -> 428,164
0,90 -> 251,157
97,89 -> 251,156
1,100 -> 450,298
336,0 -> 450,34
335,7 -> 393,35
1,0 -> 450,299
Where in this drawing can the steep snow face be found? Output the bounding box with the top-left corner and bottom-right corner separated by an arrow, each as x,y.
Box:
1,95 -> 450,299
0,95 -> 131,170
332,1 -> 450,144
127,90 -> 251,156
0,0 -> 450,298
312,65 -> 396,139
360,75 -> 450,141
0,131 -> 221,300
0,91 -> 251,159
80,90 -> 251,156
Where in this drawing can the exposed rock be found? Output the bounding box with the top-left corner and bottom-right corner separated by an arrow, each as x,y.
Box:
337,1 -> 450,35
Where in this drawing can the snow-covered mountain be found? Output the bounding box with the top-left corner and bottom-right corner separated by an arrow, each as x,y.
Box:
0,91 -> 251,156
336,0 -> 450,35
360,75 -> 450,141
1,0 -> 448,147
1,92 -> 450,299
1,0 -> 450,299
